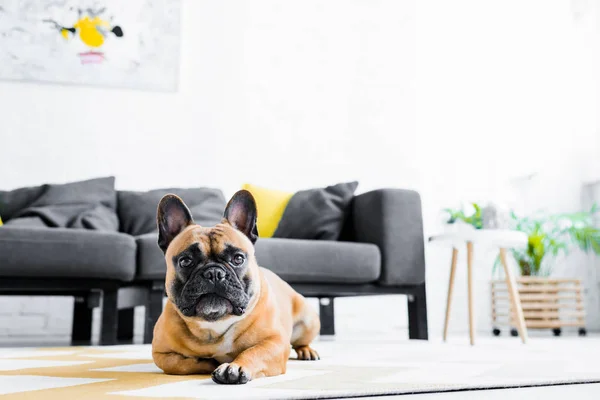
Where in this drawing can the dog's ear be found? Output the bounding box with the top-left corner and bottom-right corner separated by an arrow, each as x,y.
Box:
223,190 -> 258,244
157,194 -> 194,253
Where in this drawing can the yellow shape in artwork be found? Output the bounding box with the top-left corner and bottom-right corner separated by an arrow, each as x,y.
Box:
74,16 -> 108,48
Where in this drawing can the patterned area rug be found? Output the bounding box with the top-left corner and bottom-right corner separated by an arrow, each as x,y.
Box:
1,338 -> 600,399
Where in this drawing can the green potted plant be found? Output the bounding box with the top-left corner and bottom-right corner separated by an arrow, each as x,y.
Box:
500,205 -> 600,276
491,205 -> 600,337
443,203 -> 484,230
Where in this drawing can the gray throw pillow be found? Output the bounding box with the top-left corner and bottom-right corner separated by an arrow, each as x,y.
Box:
118,188 -> 226,236
0,177 -> 119,231
0,185 -> 47,221
273,181 -> 358,241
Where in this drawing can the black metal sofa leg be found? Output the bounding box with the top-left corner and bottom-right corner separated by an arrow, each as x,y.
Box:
117,308 -> 135,341
319,297 -> 335,335
144,281 -> 165,344
100,288 -> 119,345
72,296 -> 93,344
408,283 -> 429,340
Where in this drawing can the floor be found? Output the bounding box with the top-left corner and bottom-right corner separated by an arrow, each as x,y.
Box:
1,336 -> 600,398
360,383 -> 600,399
363,331 -> 600,399
397,333 -> 600,399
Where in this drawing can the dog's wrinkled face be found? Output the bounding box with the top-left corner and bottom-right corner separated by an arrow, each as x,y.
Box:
157,190 -> 260,322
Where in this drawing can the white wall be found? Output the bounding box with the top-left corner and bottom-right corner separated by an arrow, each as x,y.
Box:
0,0 -> 598,342
1,0 -> 416,196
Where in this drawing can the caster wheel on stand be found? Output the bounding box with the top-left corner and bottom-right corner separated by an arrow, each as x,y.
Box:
578,328 -> 587,337
510,328 -> 518,337
492,328 -> 501,336
552,328 -> 562,337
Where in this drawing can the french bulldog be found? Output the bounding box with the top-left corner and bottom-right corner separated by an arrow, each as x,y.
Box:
152,190 -> 320,384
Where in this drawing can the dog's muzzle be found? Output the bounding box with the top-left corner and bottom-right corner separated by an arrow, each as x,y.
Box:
176,264 -> 250,320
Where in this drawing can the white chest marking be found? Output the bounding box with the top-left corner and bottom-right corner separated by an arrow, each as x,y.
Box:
212,327 -> 237,363
195,316 -> 242,362
196,315 -> 242,337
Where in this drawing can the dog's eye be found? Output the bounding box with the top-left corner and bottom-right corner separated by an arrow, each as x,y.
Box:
178,257 -> 193,268
232,254 -> 245,266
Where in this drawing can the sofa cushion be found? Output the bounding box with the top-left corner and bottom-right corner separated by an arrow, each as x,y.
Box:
0,227 -> 136,281
255,238 -> 380,283
118,188 -> 226,236
135,234 -> 381,284
0,177 -> 118,231
241,183 -> 293,238
273,182 -> 359,241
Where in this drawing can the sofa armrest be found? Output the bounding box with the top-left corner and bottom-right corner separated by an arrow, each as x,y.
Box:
351,189 -> 426,286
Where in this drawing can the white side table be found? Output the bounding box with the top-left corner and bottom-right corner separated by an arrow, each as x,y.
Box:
429,229 -> 529,345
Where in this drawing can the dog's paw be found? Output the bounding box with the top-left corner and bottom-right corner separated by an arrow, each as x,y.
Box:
294,345 -> 320,361
211,362 -> 251,384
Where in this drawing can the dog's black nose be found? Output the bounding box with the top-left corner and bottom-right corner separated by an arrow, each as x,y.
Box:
203,267 -> 226,283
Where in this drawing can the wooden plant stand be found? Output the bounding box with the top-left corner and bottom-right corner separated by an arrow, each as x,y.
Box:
491,277 -> 587,337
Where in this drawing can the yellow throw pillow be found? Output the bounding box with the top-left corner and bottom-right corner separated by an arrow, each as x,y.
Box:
0,216 -> 3,226
241,183 -> 293,238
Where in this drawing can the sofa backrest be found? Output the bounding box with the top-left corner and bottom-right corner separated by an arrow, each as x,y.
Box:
117,188 -> 226,236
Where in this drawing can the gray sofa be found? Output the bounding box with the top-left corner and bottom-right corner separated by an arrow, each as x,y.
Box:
0,182 -> 427,345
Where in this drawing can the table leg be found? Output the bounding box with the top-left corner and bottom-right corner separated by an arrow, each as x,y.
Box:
499,248 -> 528,344
443,248 -> 459,342
467,241 -> 475,345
